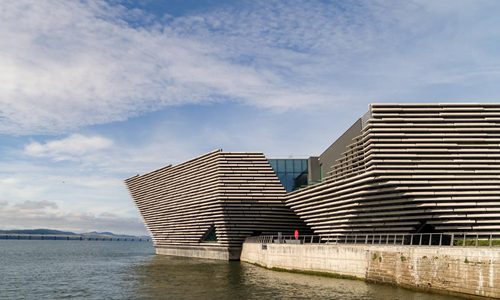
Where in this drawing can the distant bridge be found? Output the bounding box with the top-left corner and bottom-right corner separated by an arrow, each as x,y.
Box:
0,234 -> 150,242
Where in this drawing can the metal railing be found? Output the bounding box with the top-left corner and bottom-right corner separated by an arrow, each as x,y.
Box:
245,233 -> 500,248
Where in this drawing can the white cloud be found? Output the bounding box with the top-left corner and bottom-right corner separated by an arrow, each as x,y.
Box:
0,177 -> 22,185
0,175 -> 47,200
21,131 -> 198,174
14,200 -> 58,210
24,134 -> 113,162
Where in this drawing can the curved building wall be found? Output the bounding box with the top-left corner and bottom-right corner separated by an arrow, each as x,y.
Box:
286,103 -> 500,235
125,150 -> 311,257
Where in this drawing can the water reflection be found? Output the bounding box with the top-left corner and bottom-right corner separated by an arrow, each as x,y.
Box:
130,255 -> 460,300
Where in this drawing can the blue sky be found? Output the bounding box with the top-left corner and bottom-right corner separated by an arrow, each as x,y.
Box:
1,0 -> 500,235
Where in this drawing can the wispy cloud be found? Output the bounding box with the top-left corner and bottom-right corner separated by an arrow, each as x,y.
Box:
2,0 -> 499,135
14,200 -> 58,210
25,134 -> 114,162
0,0 -> 300,134
22,131 -> 198,174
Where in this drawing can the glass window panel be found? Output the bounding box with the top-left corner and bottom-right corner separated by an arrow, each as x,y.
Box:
302,160 -> 308,172
294,160 -> 302,172
278,173 -> 286,189
286,160 -> 294,172
277,160 -> 285,172
293,174 -> 299,190
285,173 -> 294,193
268,159 -> 277,173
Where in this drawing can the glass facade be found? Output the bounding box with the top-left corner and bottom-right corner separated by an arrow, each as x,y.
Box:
267,159 -> 308,193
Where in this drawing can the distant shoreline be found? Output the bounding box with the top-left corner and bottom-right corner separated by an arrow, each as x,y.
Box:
0,235 -> 151,242
0,229 -> 150,240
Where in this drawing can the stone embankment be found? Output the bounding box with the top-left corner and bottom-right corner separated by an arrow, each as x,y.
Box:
241,243 -> 500,299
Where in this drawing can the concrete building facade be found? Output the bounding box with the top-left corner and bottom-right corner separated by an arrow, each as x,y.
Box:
125,150 -> 311,260
287,103 -> 500,236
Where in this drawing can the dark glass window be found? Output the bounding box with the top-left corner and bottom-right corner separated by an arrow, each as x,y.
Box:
278,173 -> 286,188
285,173 -> 294,191
293,172 -> 308,190
267,158 -> 309,193
268,159 -> 277,173
202,226 -> 217,242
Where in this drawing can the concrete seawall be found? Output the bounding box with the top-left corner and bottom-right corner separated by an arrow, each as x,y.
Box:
241,243 -> 500,299
156,245 -> 241,261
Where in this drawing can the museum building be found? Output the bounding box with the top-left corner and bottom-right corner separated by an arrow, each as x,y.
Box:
126,103 -> 500,260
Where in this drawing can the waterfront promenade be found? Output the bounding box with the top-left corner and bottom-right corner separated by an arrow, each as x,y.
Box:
242,233 -> 500,299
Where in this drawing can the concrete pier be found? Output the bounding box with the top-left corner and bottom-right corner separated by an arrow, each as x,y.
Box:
241,242 -> 500,299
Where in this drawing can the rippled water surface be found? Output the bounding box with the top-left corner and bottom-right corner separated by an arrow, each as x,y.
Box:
0,240 -> 460,299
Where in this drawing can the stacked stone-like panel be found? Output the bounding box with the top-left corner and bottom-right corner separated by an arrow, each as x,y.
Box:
286,103 -> 500,235
125,149 -> 310,259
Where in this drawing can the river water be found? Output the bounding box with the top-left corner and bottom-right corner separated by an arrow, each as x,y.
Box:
0,240 -> 460,300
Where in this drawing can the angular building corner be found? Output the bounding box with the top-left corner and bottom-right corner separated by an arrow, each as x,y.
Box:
125,149 -> 312,260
